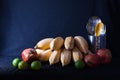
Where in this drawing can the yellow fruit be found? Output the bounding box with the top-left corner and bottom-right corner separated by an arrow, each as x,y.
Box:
38,49 -> 52,61
64,36 -> 74,50
35,49 -> 45,57
61,49 -> 71,66
49,49 -> 61,65
95,22 -> 104,36
72,47 -> 83,62
50,37 -> 64,50
74,36 -> 88,54
34,38 -> 53,50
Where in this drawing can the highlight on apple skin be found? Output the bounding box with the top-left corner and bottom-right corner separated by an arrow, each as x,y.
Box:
97,48 -> 112,64
84,53 -> 101,67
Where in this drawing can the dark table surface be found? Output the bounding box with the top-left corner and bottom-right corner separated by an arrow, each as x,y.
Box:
0,54 -> 120,80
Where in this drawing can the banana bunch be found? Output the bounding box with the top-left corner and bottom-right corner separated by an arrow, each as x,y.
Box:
34,36 -> 89,66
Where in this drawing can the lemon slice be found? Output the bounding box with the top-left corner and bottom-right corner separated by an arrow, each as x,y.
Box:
95,22 -> 104,36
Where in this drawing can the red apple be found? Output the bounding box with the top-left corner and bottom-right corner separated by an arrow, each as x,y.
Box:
97,48 -> 112,64
84,54 -> 101,67
22,48 -> 38,62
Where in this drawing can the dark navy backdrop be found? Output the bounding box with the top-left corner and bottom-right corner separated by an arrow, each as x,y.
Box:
0,0 -> 120,78
0,0 -> 112,56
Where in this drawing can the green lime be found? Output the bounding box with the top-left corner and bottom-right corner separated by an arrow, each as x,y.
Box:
31,61 -> 42,70
75,60 -> 85,69
18,61 -> 28,70
12,58 -> 21,67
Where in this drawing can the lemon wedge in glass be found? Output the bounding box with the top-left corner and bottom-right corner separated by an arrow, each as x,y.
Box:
95,22 -> 105,36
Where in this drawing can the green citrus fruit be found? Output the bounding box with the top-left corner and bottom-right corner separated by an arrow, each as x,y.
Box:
18,61 -> 28,70
31,61 -> 42,70
75,60 -> 85,69
12,58 -> 21,67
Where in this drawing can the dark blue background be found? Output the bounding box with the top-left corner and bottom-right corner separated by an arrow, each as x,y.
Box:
0,0 -> 120,79
0,0 -> 113,56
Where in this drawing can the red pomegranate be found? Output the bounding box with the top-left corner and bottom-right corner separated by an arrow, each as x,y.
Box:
22,48 -> 38,62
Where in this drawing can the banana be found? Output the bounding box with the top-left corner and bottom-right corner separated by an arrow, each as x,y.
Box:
64,36 -> 74,50
50,37 -> 64,50
72,47 -> 83,62
61,49 -> 71,66
38,49 -> 52,61
35,49 -> 45,57
34,38 -> 53,50
49,49 -> 61,65
74,36 -> 88,54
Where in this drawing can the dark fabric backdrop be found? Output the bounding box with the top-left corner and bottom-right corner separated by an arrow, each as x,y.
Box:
0,0 -> 114,56
0,0 -> 120,79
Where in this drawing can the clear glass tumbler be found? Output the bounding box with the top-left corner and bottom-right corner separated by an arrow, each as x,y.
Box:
88,34 -> 106,53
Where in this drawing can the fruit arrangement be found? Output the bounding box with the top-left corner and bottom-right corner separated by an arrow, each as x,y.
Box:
12,16 -> 112,70
12,36 -> 112,70
35,36 -> 88,67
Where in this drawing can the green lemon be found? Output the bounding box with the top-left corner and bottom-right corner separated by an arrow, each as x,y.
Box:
31,61 -> 42,70
18,61 -> 28,70
75,60 -> 85,69
12,58 -> 21,67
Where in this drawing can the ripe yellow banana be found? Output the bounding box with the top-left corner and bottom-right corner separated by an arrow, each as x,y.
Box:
49,49 -> 61,65
34,38 -> 53,50
35,49 -> 45,57
64,36 -> 74,50
38,49 -> 52,61
72,47 -> 83,62
50,37 -> 64,50
61,49 -> 71,66
74,36 -> 88,54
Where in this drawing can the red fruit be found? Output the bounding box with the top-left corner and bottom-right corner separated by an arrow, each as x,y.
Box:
97,48 -> 112,64
84,54 -> 100,67
22,48 -> 38,62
